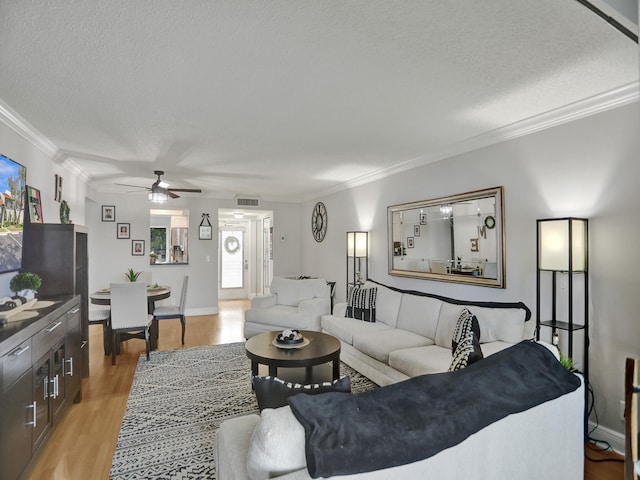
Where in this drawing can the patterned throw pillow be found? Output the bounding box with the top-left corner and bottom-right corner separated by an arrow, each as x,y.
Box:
251,376 -> 351,411
345,285 -> 377,322
449,309 -> 483,371
451,308 -> 481,352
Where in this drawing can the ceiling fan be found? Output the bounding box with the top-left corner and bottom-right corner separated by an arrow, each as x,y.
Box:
117,170 -> 202,203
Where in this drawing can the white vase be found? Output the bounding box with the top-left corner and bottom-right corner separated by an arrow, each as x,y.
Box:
20,289 -> 36,300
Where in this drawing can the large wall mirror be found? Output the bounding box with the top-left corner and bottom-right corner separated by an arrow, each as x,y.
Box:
388,186 -> 505,288
149,208 -> 189,265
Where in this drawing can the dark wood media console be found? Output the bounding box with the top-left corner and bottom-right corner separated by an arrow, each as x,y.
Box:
0,295 -> 82,480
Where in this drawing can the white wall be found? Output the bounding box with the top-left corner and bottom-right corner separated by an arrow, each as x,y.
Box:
0,118 -> 87,294
301,101 -> 640,438
86,192 -> 303,315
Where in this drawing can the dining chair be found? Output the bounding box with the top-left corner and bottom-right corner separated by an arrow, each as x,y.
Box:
109,282 -> 153,365
153,275 -> 189,344
89,307 -> 112,355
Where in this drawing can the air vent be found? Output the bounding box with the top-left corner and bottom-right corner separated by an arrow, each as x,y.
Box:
235,196 -> 260,207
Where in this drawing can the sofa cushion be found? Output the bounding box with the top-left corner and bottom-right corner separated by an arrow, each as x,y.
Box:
244,305 -> 306,329
363,281 -> 402,328
246,406 -> 307,480
388,345 -> 454,376
435,303 -> 527,348
479,340 -> 514,357
396,294 -> 443,339
353,329 -> 434,364
346,285 -> 377,322
270,277 -> 328,307
470,305 -> 527,343
252,375 -> 351,411
449,319 -> 483,371
434,303 -> 466,348
321,315 -> 392,345
451,308 -> 481,351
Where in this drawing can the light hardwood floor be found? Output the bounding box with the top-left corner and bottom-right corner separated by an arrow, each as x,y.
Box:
23,299 -> 623,480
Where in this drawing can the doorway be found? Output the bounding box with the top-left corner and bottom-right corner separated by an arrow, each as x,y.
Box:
220,226 -> 247,298
217,209 -> 273,300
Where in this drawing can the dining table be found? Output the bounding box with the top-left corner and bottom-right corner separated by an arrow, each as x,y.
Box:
90,285 -> 171,354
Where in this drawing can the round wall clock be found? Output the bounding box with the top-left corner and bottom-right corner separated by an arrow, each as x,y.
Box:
311,202 -> 328,242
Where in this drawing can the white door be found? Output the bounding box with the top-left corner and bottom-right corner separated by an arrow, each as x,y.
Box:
219,227 -> 248,299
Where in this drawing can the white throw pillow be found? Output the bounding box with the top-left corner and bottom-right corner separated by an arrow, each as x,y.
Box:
246,406 -> 307,480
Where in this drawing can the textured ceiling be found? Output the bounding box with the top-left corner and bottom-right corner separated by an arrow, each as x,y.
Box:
0,1 -> 638,202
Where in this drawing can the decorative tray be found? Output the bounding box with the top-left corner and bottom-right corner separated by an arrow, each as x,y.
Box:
0,298 -> 39,321
272,337 -> 310,349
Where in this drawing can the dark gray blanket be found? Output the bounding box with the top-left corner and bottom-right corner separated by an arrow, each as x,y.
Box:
288,341 -> 581,478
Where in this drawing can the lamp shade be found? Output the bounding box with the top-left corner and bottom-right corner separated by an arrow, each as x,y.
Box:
347,231 -> 368,257
538,218 -> 587,271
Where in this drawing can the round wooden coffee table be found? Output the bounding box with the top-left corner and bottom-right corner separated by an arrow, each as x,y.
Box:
245,330 -> 341,383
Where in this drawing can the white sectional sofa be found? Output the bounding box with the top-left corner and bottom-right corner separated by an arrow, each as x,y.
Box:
244,277 -> 332,339
321,279 -> 534,386
216,280 -> 585,480
215,341 -> 585,480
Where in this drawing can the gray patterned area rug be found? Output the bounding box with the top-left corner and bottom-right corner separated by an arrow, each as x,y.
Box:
110,342 -> 376,480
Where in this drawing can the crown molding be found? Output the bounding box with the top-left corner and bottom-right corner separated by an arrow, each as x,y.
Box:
308,82 -> 639,202
0,99 -> 60,159
0,99 -> 89,181
2,81 -> 638,205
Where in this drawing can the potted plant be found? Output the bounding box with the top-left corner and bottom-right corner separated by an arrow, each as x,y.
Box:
125,268 -> 141,282
559,351 -> 577,372
9,272 -> 42,300
149,252 -> 158,264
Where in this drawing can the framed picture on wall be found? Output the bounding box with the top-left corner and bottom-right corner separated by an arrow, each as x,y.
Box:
199,213 -> 212,240
199,224 -> 212,240
407,237 -> 414,248
117,223 -> 130,239
102,205 -> 116,222
132,240 -> 145,256
419,212 -> 427,225
26,185 -> 43,223
414,225 -> 420,236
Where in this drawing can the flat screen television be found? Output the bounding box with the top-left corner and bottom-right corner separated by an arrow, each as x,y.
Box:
0,153 -> 27,274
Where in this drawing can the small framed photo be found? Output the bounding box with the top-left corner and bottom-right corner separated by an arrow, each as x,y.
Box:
199,224 -> 212,240
26,185 -> 43,223
419,212 -> 427,225
102,205 -> 116,222
117,223 -> 130,239
407,237 -> 414,248
132,240 -> 145,256
414,225 -> 420,237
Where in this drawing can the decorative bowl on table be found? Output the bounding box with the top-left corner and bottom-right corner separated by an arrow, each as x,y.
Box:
275,329 -> 304,345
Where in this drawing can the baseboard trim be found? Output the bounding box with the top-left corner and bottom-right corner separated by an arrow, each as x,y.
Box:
588,421 -> 625,454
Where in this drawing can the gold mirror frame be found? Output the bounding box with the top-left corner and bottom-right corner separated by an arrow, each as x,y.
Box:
388,186 -> 505,288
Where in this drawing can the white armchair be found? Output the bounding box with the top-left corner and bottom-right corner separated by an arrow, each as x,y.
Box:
244,277 -> 331,338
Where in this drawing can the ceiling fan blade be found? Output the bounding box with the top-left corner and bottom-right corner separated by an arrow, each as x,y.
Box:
168,191 -> 180,199
168,188 -> 202,193
115,182 -> 149,190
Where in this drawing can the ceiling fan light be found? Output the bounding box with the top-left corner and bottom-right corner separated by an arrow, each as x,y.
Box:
149,191 -> 168,204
